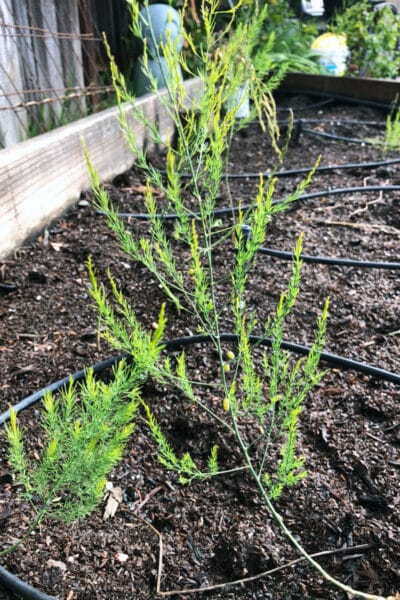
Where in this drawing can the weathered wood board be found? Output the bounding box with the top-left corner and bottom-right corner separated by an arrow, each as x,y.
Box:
280,73 -> 400,106
0,78 -> 203,259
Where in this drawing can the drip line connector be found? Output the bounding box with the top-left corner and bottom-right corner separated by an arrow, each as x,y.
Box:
292,119 -> 304,145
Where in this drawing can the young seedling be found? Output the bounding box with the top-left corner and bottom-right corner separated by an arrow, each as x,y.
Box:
3,274 -> 167,553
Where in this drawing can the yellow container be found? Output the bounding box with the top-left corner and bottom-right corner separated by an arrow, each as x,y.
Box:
311,33 -> 349,76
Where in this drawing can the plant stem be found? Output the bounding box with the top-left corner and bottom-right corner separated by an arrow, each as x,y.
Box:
0,506 -> 47,558
230,414 -> 387,600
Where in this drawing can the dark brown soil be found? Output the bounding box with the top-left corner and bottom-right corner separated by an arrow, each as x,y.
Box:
0,94 -> 399,600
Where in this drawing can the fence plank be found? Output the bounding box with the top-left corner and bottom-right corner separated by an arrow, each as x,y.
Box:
0,0 -> 86,145
0,78 -> 203,259
0,0 -> 28,146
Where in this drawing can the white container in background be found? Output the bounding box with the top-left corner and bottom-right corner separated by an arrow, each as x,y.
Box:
226,85 -> 250,119
301,0 -> 325,16
311,33 -> 349,76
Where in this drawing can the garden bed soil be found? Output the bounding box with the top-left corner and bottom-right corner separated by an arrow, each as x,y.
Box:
0,94 -> 399,600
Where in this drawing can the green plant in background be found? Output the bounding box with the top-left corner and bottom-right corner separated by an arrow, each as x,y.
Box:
254,0 -> 324,74
367,98 -> 400,152
171,0 -> 323,75
329,0 -> 400,78
24,95 -> 90,141
383,100 -> 400,153
86,1 -> 391,598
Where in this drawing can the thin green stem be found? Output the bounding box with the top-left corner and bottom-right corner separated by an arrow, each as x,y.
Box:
204,464 -> 249,478
0,488 -> 56,559
230,414 -> 387,600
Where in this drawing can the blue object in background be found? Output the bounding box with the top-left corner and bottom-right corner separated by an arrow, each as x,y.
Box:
133,3 -> 183,95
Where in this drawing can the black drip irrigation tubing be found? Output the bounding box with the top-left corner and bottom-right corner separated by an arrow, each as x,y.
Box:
276,97 -> 335,112
276,89 -> 395,112
1,334 -> 399,430
99,185 -> 400,220
160,157 -> 400,180
0,334 -> 399,598
0,354 -> 122,426
279,119 -> 386,127
301,126 -> 375,145
98,184 -> 400,270
0,566 -> 57,600
257,247 -> 400,269
280,185 -> 400,210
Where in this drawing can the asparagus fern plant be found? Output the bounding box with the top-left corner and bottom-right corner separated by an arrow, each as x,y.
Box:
4,2 -> 393,598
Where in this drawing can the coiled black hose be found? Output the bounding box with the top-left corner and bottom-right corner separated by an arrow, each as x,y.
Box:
98,184 -> 400,269
0,354 -> 123,426
0,333 -> 398,598
161,157 -> 400,180
0,566 -> 57,600
257,247 -> 400,269
1,334 -> 399,428
99,185 -> 400,220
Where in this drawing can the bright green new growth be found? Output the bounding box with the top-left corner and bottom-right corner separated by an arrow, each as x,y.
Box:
87,3 -> 390,597
5,263 -> 168,525
383,101 -> 400,153
3,1 -> 389,597
6,361 -> 139,523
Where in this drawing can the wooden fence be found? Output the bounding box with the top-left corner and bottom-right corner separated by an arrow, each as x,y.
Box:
0,0 -> 85,146
0,0 -> 124,148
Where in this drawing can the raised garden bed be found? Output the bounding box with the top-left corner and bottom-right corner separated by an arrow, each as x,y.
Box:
280,73 -> 400,107
0,79 -> 203,260
0,90 -> 399,599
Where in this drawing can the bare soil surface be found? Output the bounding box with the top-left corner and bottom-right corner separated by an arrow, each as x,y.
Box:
0,94 -> 399,600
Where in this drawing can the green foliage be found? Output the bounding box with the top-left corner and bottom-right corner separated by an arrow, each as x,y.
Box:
88,0 -> 328,504
253,0 -> 323,75
329,0 -> 400,78
171,0 -> 322,76
5,259 -> 169,526
366,99 -> 400,152
383,101 -> 400,153
5,361 -> 141,523
141,401 -> 220,483
262,295 -> 329,499
87,256 -> 168,365
6,1 -> 328,537
3,4 -> 391,595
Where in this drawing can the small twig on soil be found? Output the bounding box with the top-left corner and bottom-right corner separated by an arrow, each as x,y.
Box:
348,194 -> 384,218
365,431 -> 385,444
156,543 -> 376,597
134,485 -> 164,513
131,513 -> 164,596
315,220 -> 400,235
